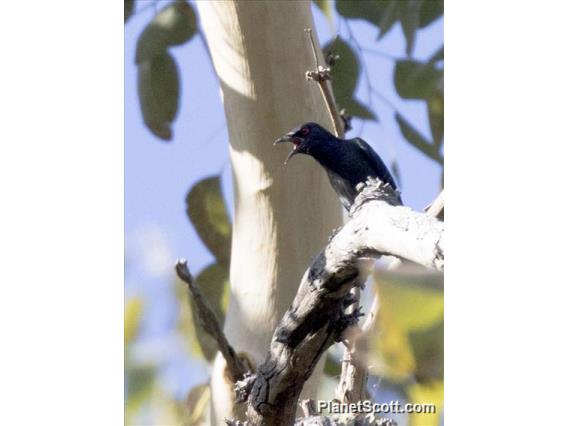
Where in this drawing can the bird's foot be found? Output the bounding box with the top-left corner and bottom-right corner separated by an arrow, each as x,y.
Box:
342,292 -> 359,309
334,307 -> 364,341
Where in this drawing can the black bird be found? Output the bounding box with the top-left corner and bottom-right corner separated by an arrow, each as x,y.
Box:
274,122 -> 399,210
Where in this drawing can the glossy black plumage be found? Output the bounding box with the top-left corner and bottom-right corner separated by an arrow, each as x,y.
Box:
274,122 -> 399,210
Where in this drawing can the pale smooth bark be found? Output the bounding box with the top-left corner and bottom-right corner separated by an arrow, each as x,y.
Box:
196,1 -> 342,422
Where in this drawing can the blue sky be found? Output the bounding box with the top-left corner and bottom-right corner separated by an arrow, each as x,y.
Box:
125,0 -> 443,404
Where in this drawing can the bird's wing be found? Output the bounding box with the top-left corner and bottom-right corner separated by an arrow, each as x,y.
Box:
325,169 -> 357,210
351,137 -> 398,190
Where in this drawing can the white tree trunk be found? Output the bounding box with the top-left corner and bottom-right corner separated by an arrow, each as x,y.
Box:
196,1 -> 342,422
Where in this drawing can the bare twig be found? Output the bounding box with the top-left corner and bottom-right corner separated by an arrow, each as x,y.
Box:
335,343 -> 369,404
304,26 -> 363,406
304,28 -> 344,138
175,259 -> 248,382
305,25 -> 368,405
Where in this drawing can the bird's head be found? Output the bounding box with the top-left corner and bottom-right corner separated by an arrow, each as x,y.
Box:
273,122 -> 334,164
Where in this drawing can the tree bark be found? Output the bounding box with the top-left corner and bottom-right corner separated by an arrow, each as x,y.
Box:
196,1 -> 342,422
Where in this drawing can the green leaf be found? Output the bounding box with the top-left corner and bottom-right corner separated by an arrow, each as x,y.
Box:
376,0 -> 400,39
406,380 -> 443,426
395,113 -> 443,165
176,262 -> 229,361
419,0 -> 443,28
336,0 -> 443,48
376,270 -> 443,332
343,98 -> 377,120
367,270 -> 443,382
313,0 -> 334,26
400,0 -> 421,56
135,0 -> 197,64
409,320 -> 444,383
394,56 -> 444,149
324,37 -> 376,120
137,52 -> 179,140
336,0 -> 398,39
175,280 -> 203,360
394,60 -> 443,100
126,366 -> 155,416
185,383 -> 210,425
379,266 -> 443,292
190,263 -> 230,360
429,45 -> 444,63
324,354 -> 342,377
428,91 -> 444,148
124,0 -> 135,23
194,264 -> 229,328
186,176 -> 232,266
125,297 -> 144,346
325,38 -> 357,99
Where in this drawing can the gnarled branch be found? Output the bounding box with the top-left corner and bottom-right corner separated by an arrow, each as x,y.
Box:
175,259 -> 249,382
242,180 -> 444,425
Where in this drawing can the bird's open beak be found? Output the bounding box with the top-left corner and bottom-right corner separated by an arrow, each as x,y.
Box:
273,132 -> 294,145
274,132 -> 301,165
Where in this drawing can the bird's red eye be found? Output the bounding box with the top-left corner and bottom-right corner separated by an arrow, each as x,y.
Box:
301,127 -> 310,136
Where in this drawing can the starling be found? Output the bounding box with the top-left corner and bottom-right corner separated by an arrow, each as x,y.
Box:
274,122 -> 399,210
